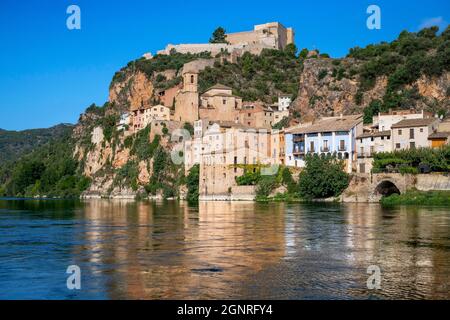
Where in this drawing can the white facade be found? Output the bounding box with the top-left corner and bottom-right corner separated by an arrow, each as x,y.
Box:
278,95 -> 292,112
117,113 -> 130,131
374,110 -> 430,131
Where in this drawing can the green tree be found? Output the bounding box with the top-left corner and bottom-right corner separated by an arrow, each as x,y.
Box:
298,154 -> 349,199
209,27 -> 227,44
186,164 -> 199,203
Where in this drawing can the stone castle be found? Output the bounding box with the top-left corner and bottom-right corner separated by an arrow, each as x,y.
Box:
157,22 -> 295,60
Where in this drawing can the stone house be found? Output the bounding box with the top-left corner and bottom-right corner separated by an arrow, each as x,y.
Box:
391,118 -> 440,150
239,102 -> 273,128
356,131 -> 392,173
199,84 -> 242,122
428,118 -> 450,148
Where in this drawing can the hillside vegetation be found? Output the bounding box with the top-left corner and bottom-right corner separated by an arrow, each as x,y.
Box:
0,124 -> 73,165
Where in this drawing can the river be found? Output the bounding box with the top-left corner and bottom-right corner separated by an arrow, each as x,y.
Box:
0,198 -> 449,299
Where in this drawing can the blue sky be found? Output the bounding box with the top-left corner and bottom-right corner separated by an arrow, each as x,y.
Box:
0,0 -> 449,130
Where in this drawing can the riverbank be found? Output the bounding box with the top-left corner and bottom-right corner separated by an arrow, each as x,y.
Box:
381,190 -> 450,206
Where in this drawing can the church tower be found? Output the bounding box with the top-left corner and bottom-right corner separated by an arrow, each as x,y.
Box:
174,71 -> 199,123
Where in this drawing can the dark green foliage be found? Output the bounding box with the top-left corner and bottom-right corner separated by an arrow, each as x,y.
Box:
124,135 -> 133,149
186,164 -> 199,203
348,25 -> 450,111
209,27 -> 227,43
101,114 -> 119,142
235,168 -> 261,185
372,146 -> 450,173
272,116 -> 291,130
0,130 -> 91,198
281,167 -> 297,194
112,51 -> 212,84
363,99 -> 382,124
113,160 -> 139,191
183,122 -> 194,136
0,124 -> 73,165
299,48 -> 309,59
318,69 -> 328,81
130,126 -> 160,161
198,49 -> 303,103
298,154 -> 349,199
381,189 -> 450,206
256,175 -> 278,197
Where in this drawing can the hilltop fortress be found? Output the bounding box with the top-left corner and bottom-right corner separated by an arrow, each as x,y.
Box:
157,22 -> 295,60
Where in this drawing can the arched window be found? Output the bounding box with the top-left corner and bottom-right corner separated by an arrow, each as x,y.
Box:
190,75 -> 194,84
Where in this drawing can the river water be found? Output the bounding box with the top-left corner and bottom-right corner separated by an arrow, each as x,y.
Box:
0,198 -> 449,299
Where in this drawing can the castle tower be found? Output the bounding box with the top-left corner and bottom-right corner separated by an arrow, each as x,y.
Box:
174,71 -> 199,123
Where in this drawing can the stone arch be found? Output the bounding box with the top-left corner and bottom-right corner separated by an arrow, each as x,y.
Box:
374,180 -> 401,197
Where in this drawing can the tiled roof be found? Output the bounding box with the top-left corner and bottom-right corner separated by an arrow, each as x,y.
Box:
357,130 -> 391,139
208,83 -> 232,91
428,132 -> 450,139
391,118 -> 437,128
289,115 -> 363,134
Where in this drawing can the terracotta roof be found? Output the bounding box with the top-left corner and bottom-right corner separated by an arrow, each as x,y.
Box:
391,118 -> 437,128
208,83 -> 232,91
201,92 -> 239,98
289,115 -> 363,134
357,130 -> 391,139
428,132 -> 450,139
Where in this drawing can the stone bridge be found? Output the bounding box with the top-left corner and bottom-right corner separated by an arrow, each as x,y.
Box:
343,173 -> 450,202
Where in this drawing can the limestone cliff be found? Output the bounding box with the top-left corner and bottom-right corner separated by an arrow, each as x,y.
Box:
293,57 -> 449,121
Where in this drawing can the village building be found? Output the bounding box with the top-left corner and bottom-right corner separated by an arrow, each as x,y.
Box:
428,118 -> 450,148
117,113 -> 130,131
270,94 -> 291,125
239,102 -> 273,129
356,131 -> 392,173
199,84 -> 242,122
131,104 -> 171,132
285,115 -> 364,173
372,109 -> 432,131
271,129 -> 285,165
391,118 -> 440,150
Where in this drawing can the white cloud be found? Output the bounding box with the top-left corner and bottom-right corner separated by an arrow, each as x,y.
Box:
418,16 -> 448,31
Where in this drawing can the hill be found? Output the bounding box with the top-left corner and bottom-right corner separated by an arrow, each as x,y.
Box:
0,124 -> 74,164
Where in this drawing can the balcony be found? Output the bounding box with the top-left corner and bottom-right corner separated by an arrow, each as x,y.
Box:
293,149 -> 305,156
320,147 -> 330,153
357,152 -> 373,158
338,146 -> 347,152
293,136 -> 305,143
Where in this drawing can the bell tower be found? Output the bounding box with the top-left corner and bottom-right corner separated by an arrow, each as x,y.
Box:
183,72 -> 198,92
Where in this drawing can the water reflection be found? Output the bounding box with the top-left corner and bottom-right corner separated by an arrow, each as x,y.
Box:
0,199 -> 449,299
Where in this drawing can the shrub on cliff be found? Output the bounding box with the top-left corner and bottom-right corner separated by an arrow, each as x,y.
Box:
297,154 -> 349,199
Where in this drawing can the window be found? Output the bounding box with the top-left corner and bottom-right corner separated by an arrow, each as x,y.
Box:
223,99 -> 226,105
398,129 -> 402,135
190,75 -> 194,84
310,141 -> 315,152
420,128 -> 423,133
410,142 -> 416,149
339,140 -> 345,151
396,143 -> 401,149
248,113 -> 251,117
409,128 -> 414,139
